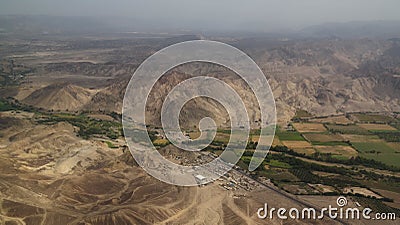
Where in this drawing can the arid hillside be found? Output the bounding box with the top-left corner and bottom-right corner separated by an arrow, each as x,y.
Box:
2,37 -> 399,125
1,34 -> 400,225
0,111 -> 347,225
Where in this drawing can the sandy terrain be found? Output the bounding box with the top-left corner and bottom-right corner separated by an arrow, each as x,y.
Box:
374,189 -> 400,209
0,115 -> 345,225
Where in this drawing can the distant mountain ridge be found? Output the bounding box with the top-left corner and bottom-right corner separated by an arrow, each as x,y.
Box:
301,20 -> 400,39
2,15 -> 400,39
0,15 -> 114,35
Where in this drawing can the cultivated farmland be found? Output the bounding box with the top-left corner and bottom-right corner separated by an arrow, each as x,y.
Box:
292,123 -> 327,133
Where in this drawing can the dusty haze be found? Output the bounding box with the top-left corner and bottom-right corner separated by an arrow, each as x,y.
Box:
1,0 -> 400,31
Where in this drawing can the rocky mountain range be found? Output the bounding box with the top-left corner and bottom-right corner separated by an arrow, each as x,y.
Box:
3,35 -> 397,125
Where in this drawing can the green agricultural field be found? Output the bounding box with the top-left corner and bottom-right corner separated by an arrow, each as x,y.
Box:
311,141 -> 349,146
326,124 -> 370,135
375,131 -> 400,142
214,132 -> 230,143
352,142 -> 400,167
0,100 -> 13,111
266,159 -> 292,169
340,134 -> 382,143
267,171 -> 299,183
315,145 -> 358,159
38,113 -> 122,140
352,142 -> 397,154
331,155 -> 351,161
293,109 -> 313,119
104,141 -> 118,149
351,113 -> 397,123
276,131 -> 305,141
394,122 -> 400,130
357,123 -> 397,132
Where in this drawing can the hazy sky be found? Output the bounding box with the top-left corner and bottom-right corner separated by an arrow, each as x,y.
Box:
1,0 -> 400,31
